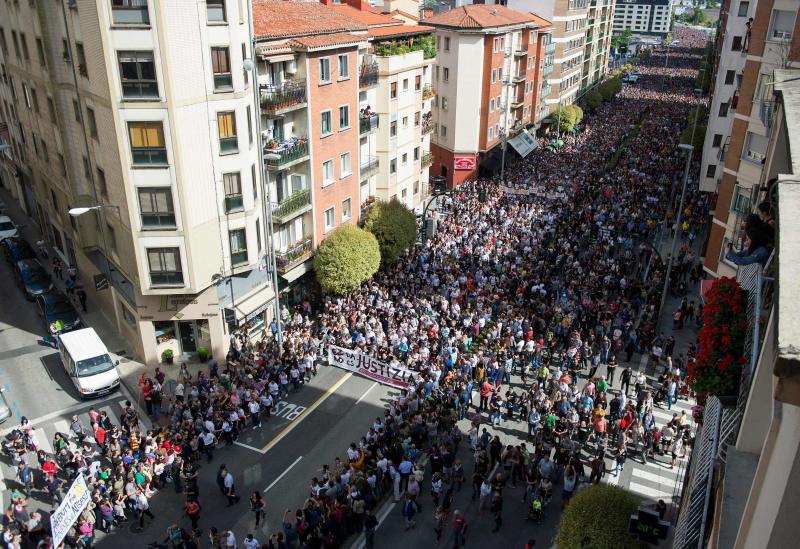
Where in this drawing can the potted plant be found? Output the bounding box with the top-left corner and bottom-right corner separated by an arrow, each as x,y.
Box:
687,277 -> 747,398
197,346 -> 209,362
161,348 -> 174,365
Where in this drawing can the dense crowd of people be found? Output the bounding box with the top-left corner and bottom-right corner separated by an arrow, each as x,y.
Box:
0,28 -> 710,549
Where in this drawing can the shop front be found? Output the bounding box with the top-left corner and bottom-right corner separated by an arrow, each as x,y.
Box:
136,289 -> 226,365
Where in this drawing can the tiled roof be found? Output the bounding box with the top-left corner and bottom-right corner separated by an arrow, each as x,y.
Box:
288,32 -> 369,50
253,0 -> 367,39
422,4 -> 543,30
368,24 -> 433,38
528,14 -> 552,28
390,9 -> 420,21
331,4 -> 401,27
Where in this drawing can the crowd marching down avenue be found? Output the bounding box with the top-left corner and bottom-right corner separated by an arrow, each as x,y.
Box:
0,26 -> 710,549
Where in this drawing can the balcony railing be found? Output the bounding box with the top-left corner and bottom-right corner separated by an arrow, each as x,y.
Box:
514,48 -> 527,57
359,62 -> 379,88
276,237 -> 313,273
758,100 -> 775,130
422,120 -> 434,135
224,194 -> 243,213
260,79 -> 307,113
359,113 -> 379,134
421,151 -> 433,167
541,85 -> 552,96
422,85 -> 436,100
265,139 -> 309,169
545,43 -> 555,55
543,64 -> 554,77
360,155 -> 379,178
272,188 -> 311,222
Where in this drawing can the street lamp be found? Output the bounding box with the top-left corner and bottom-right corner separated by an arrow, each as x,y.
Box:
658,143 -> 694,319
243,5 -> 283,351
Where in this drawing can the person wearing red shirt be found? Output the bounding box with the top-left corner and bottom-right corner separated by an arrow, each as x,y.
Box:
93,422 -> 107,453
42,459 -> 58,477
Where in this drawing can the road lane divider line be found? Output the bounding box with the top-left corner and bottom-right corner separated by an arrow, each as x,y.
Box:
355,382 -> 378,406
259,372 -> 352,454
234,441 -> 264,453
264,455 -> 303,493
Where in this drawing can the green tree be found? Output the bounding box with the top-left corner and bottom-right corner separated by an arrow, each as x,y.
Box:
313,225 -> 380,295
585,89 -> 603,111
552,105 -> 579,132
611,29 -> 633,52
362,198 -> 417,264
569,105 -> 584,124
556,484 -> 642,549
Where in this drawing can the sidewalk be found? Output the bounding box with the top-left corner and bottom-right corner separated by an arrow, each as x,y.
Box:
0,187 -> 206,405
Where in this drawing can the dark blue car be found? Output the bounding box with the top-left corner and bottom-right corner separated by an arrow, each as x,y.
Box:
14,259 -> 54,300
35,291 -> 82,332
2,237 -> 36,263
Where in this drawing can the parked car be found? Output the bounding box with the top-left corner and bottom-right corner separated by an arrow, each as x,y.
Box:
0,389 -> 10,424
0,215 -> 18,241
2,237 -> 36,263
14,259 -> 54,300
35,291 -> 82,332
622,73 -> 640,84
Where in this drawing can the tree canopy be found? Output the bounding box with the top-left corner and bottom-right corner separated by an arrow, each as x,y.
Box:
362,198 -> 417,264
556,484 -> 642,549
313,225 -> 380,295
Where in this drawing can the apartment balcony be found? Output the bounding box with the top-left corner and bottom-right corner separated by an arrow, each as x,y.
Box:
260,79 -> 307,115
422,119 -> 434,135
224,194 -> 244,213
276,237 -> 313,274
586,35 -> 594,44
759,100 -> 775,130
512,72 -> 526,83
422,85 -> 436,100
545,43 -> 555,55
359,62 -> 379,89
265,139 -> 309,171
543,65 -> 554,77
421,151 -> 433,167
271,188 -> 312,224
360,112 -> 379,135
360,155 -> 379,178
541,84 -> 552,96
514,48 -> 527,57
588,18 -> 595,25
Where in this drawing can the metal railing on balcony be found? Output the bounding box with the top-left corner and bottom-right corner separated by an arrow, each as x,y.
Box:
758,99 -> 775,130
359,62 -> 379,88
260,79 -> 307,112
360,155 -> 379,178
545,43 -> 555,55
421,120 -> 434,135
421,151 -> 433,167
422,85 -> 436,100
359,113 -> 379,134
276,237 -> 313,273
514,47 -> 527,56
541,85 -> 552,96
224,194 -> 243,213
543,64 -> 554,77
272,188 -> 311,222
265,139 -> 309,169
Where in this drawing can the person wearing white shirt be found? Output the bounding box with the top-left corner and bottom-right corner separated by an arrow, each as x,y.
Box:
242,533 -> 258,549
225,530 -> 237,549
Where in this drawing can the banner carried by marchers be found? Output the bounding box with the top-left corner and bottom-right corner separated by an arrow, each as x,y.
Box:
327,345 -> 421,390
51,474 -> 92,549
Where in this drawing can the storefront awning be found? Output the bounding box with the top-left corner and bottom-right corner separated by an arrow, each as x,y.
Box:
280,257 -> 313,284
507,129 -> 539,158
232,285 -> 276,323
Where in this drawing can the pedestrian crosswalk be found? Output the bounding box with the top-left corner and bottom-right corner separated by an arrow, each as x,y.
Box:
9,399 -> 152,456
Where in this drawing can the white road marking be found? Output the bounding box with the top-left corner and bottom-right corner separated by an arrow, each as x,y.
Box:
264,455 -> 303,493
352,497 -> 399,549
0,394 -> 119,435
355,382 -> 379,405
631,467 -> 679,485
34,428 -> 52,454
234,441 -> 264,453
628,481 -> 672,500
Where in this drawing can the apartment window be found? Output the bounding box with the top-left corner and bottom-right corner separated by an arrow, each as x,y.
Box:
731,36 -> 743,51
319,58 -> 331,84
769,10 -> 796,41
247,105 -> 253,146
211,47 -> 233,92
390,121 -> 397,137
403,78 -> 409,91
58,154 -> 67,176
20,33 -> 29,62
732,186 -> 752,214
414,111 -> 420,126
83,156 -> 91,179
489,127 -> 494,140
119,51 -> 158,98
217,111 -> 238,153
128,121 -> 167,165
414,146 -> 419,161
724,70 -> 735,85
338,105 -> 350,130
389,158 -> 396,174
390,82 -> 397,99
97,168 -> 108,198
242,43 -> 249,85
338,54 -> 349,79
712,134 -> 723,148
705,164 -> 716,178
30,88 -> 39,113
147,248 -> 183,286
11,31 -> 19,60
0,29 -> 7,56
324,207 -> 335,232
402,153 -> 408,164
321,110 -> 333,136
415,75 -> 421,90
444,37 -> 450,51
342,198 -> 351,221
743,131 -> 768,163
256,219 -> 262,253
229,229 -> 248,265
322,159 -> 334,185
441,125 -> 447,137
223,172 -> 243,212
490,98 -> 495,111
45,97 -> 56,124
207,0 -> 226,22
719,102 -> 729,117
138,188 -> 176,228
41,141 -> 49,163
492,69 -> 497,83
737,1 -> 749,16
402,116 -> 408,128
111,0 -> 151,25
443,67 -> 449,82
340,152 -> 351,177
35,38 -> 46,67
87,107 -> 98,138
441,97 -> 448,110
106,224 -> 118,255
76,43 -> 87,78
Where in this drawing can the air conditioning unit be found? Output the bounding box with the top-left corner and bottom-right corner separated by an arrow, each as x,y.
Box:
285,59 -> 297,75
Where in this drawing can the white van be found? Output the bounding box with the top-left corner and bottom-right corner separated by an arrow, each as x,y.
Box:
57,328 -> 121,398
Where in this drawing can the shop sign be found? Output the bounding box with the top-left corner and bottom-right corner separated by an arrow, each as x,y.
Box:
453,155 -> 476,171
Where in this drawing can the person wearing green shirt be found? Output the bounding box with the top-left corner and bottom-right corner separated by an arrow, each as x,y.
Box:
597,376 -> 609,394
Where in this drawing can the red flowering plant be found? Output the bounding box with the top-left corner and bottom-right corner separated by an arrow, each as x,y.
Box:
687,277 -> 748,396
